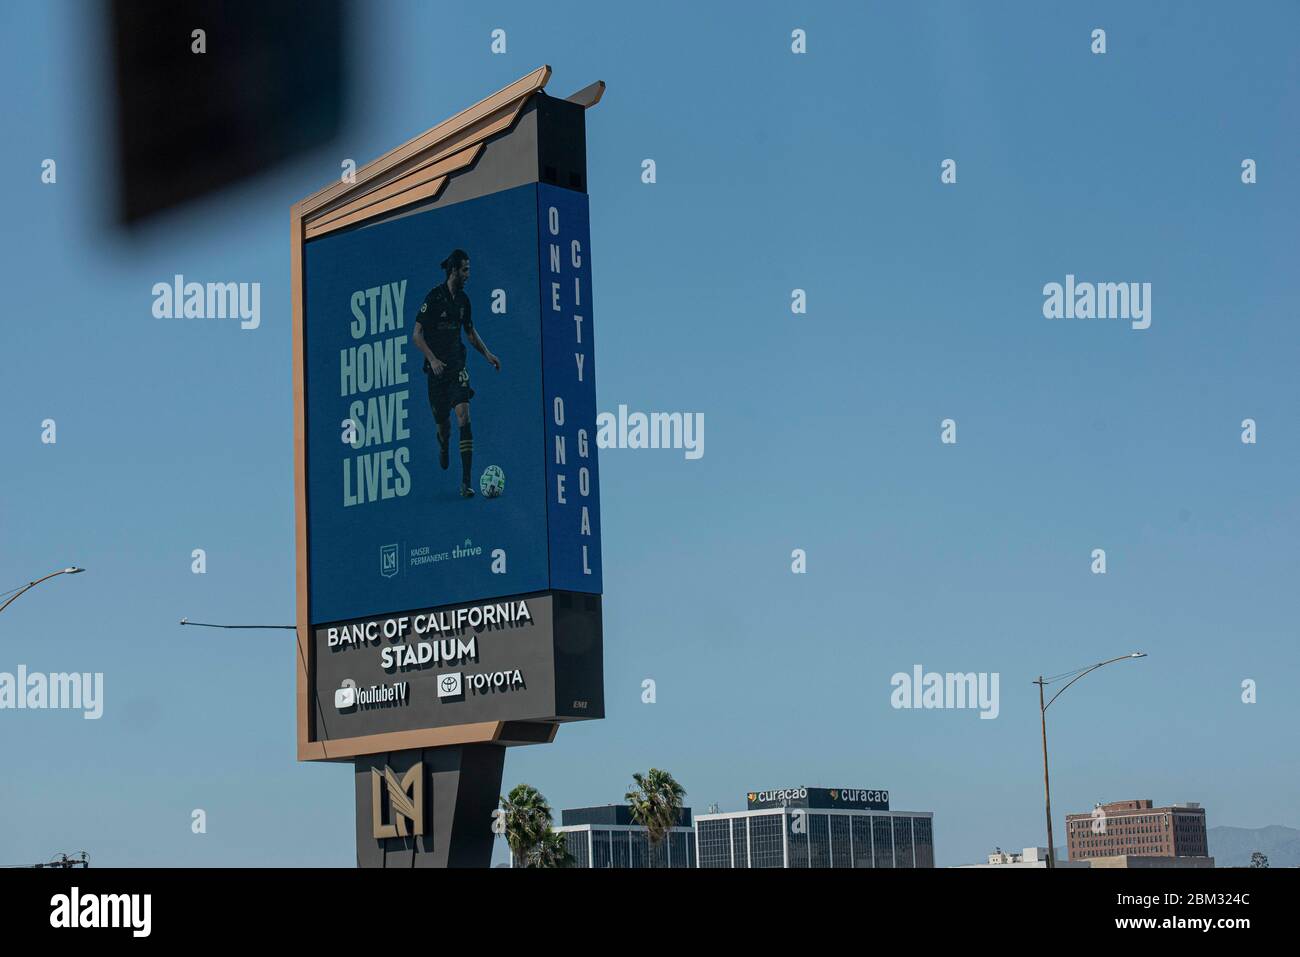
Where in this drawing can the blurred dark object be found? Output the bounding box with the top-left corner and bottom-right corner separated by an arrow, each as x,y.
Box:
110,0 -> 347,223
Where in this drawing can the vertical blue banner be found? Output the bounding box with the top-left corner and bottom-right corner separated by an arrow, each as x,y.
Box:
538,184 -> 603,593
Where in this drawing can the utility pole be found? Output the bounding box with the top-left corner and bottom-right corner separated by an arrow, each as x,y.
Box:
1034,652 -> 1146,872
1038,676 -> 1054,869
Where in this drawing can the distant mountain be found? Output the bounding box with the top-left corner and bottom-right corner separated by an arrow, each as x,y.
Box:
1208,825 -> 1300,868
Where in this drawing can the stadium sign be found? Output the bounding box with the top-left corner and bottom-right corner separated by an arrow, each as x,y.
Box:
291,68 -> 606,868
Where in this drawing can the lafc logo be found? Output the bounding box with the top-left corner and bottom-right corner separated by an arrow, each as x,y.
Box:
372,762 -> 424,839
380,543 -> 399,579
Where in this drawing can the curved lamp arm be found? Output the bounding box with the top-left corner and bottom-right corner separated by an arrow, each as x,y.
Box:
1043,652 -> 1146,711
0,567 -> 83,616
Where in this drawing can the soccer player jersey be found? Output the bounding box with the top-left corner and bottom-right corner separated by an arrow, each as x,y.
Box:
416,283 -> 472,371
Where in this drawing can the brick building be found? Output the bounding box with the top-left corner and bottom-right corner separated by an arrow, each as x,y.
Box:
1066,799 -> 1208,862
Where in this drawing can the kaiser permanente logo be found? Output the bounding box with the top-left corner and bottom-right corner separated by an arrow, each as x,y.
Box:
0,666 -> 103,719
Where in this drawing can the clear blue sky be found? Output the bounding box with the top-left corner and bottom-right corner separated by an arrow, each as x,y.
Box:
1,0 -> 1296,867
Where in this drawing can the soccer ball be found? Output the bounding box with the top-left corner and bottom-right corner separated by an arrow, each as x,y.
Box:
479,465 -> 505,498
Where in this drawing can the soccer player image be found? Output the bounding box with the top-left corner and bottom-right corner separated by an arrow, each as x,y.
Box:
412,248 -> 501,498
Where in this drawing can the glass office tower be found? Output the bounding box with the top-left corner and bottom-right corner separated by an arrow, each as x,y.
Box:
695,788 -> 935,868
553,805 -> 696,868
551,789 -> 934,869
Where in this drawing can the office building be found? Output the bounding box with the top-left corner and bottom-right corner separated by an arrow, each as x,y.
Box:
1087,854 -> 1215,868
1066,799 -> 1209,862
958,846 -> 1087,869
555,805 -> 696,868
695,786 -> 934,868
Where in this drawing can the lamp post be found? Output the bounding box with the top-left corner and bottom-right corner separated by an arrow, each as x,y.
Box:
178,619 -> 294,630
1034,652 -> 1146,869
0,566 -> 84,615
180,619 -> 302,687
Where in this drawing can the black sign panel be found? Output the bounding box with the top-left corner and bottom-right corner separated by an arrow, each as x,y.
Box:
311,590 -> 603,743
746,787 -> 890,811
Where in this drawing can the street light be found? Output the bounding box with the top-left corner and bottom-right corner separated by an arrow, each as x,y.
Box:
178,619 -> 294,630
179,619 -> 304,708
1034,652 -> 1146,869
0,566 -> 84,616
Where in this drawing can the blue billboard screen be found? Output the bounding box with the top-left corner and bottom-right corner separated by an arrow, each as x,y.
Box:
538,183 -> 602,593
303,183 -> 600,625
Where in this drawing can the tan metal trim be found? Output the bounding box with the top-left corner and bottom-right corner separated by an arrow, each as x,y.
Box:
565,80 -> 605,109
304,141 -> 484,237
291,201 -> 314,760
305,106 -> 521,225
296,722 -> 560,762
298,65 -> 551,219
305,175 -> 448,240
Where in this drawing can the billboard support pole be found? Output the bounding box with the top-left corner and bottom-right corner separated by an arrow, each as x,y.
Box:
355,744 -> 505,868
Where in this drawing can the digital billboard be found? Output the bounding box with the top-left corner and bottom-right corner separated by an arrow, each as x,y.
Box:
304,182 -> 603,623
292,69 -> 606,761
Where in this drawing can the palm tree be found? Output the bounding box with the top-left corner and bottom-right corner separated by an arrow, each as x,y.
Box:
625,768 -> 686,857
532,829 -> 574,868
500,783 -> 554,867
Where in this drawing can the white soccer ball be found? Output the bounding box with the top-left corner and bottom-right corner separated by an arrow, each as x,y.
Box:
479,465 -> 505,498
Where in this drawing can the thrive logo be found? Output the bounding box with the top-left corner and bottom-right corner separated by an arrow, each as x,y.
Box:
151,274 -> 261,330
372,762 -> 424,839
1042,274 -> 1151,330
